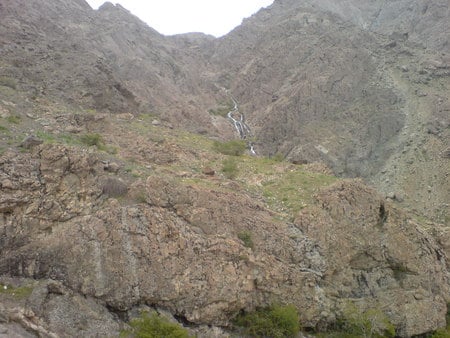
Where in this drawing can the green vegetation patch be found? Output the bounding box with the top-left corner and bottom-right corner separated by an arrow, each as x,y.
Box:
6,115 -> 21,124
0,283 -> 33,299
263,171 -> 336,213
80,133 -> 103,147
237,231 -> 254,249
316,303 -> 395,338
234,304 -> 300,338
213,139 -> 247,156
221,157 -> 239,179
236,156 -> 337,216
35,131 -> 117,154
120,311 -> 192,338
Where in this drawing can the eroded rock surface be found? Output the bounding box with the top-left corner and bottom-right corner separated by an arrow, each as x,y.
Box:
0,145 -> 448,336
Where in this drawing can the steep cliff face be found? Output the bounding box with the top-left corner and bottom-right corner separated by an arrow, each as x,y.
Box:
213,2 -> 404,177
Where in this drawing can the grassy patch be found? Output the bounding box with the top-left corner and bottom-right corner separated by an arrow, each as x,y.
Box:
0,283 -> 33,299
262,171 -> 336,214
35,131 -> 118,154
6,115 -> 21,124
120,311 -> 192,338
36,131 -> 79,146
234,304 -> 300,338
235,157 -> 337,216
0,125 -> 9,132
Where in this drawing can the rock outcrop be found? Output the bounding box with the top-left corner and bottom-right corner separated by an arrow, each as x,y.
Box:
0,144 -> 448,336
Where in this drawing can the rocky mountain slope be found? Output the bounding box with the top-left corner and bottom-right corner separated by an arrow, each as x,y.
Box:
0,0 -> 449,336
0,0 -> 221,132
211,0 -> 449,222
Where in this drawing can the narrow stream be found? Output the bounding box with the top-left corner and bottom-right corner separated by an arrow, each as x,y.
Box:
226,92 -> 256,155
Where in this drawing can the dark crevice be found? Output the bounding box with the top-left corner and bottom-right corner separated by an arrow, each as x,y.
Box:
378,202 -> 388,226
106,304 -> 129,321
173,313 -> 196,327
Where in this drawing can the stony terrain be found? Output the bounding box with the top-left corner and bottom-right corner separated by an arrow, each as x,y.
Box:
0,0 -> 449,337
211,0 -> 450,222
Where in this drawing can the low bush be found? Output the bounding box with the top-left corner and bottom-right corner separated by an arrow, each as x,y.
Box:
325,302 -> 395,338
238,231 -> 254,249
234,304 -> 300,338
213,140 -> 247,156
80,133 -> 103,147
121,312 -> 191,338
221,157 -> 239,179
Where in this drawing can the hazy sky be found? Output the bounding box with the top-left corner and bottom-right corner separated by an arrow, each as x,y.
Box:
85,0 -> 274,37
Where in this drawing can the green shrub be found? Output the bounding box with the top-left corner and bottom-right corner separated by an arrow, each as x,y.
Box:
213,140 -> 247,156
238,231 -> 254,249
221,157 -> 239,179
121,312 -> 191,338
6,115 -> 21,124
234,304 -> 300,338
335,303 -> 395,338
0,125 -> 8,132
0,76 -> 17,89
80,133 -> 103,147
